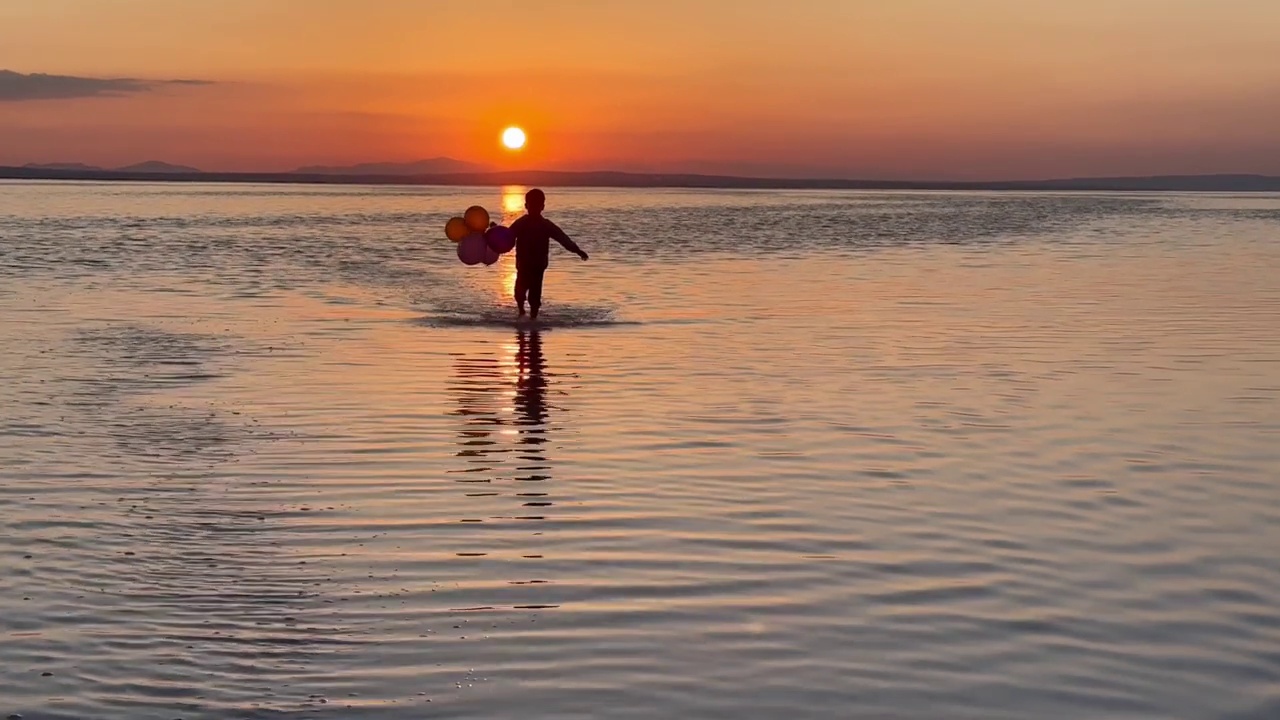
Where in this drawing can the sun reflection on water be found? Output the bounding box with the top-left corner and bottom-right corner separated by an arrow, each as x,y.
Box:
495,185 -> 526,303
500,256 -> 517,302
501,185 -> 527,220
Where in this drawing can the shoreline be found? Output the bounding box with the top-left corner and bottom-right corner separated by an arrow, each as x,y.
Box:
4,166 -> 1280,192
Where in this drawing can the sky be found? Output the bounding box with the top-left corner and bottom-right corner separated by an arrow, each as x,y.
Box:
1,0 -> 1278,179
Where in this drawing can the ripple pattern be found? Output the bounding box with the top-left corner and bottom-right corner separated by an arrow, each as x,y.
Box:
1,184 -> 1279,719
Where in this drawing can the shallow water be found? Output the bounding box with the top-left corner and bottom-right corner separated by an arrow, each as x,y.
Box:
2,182 -> 1279,719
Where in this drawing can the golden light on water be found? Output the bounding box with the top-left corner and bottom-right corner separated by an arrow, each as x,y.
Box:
495,184 -> 526,302
501,256 -> 517,300
501,185 -> 527,217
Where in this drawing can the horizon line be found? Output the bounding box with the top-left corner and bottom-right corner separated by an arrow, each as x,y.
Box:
3,164 -> 1280,192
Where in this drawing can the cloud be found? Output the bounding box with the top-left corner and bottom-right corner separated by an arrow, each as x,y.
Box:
0,70 -> 213,102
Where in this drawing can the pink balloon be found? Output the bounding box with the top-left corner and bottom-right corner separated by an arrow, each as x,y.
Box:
485,224 -> 515,254
483,246 -> 500,265
457,233 -> 487,265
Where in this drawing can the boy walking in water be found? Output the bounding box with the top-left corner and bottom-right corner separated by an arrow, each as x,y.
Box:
510,188 -> 588,320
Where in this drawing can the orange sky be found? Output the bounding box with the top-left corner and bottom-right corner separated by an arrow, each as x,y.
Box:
2,0 -> 1278,179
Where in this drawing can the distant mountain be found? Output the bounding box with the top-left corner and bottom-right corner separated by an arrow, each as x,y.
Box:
115,160 -> 202,173
3,165 -> 1280,191
293,157 -> 489,175
24,162 -> 105,171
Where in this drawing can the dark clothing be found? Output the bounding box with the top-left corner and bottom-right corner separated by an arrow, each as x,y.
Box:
511,215 -> 581,271
514,266 -> 546,311
510,214 -> 582,311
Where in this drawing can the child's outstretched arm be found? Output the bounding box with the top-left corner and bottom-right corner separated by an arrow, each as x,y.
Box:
550,222 -> 588,261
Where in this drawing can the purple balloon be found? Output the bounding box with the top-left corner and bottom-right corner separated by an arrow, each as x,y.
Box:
485,224 -> 516,254
457,233 -> 487,265
482,246 -> 500,266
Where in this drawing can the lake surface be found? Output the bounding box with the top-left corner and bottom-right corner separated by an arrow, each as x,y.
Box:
2,182 -> 1278,719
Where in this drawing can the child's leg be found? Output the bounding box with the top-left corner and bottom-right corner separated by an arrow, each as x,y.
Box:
514,270 -> 528,315
528,269 -> 546,319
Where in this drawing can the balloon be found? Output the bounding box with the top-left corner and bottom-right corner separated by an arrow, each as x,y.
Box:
484,224 -> 515,254
457,233 -> 487,265
445,216 -> 469,242
483,246 -> 500,266
464,205 -> 490,232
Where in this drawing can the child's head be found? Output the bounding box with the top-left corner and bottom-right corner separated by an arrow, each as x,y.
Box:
525,188 -> 546,215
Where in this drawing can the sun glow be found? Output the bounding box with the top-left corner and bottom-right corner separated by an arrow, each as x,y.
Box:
501,126 -> 526,150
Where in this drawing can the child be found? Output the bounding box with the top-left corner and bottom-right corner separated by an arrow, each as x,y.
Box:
509,188 -> 588,320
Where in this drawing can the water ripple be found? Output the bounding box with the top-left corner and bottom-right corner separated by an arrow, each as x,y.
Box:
1,185 -> 1279,718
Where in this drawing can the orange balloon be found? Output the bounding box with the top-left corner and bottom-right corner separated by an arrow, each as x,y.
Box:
445,216 -> 469,242
464,205 -> 490,232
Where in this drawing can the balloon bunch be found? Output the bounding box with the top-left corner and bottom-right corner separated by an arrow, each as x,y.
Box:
445,205 -> 516,266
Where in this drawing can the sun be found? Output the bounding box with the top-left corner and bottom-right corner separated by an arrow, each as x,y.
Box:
502,126 -> 526,150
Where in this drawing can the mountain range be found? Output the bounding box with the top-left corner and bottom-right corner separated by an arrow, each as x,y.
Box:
25,160 -> 202,173
5,160 -> 1280,191
292,157 -> 490,175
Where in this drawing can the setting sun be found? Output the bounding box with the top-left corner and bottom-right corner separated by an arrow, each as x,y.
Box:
502,127 -> 527,151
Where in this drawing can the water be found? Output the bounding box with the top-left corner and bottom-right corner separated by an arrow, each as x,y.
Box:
2,181 -> 1279,719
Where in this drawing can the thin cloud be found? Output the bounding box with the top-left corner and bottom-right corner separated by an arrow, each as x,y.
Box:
0,70 -> 214,101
